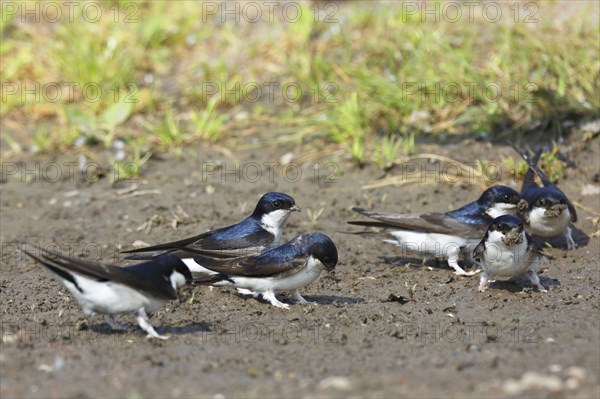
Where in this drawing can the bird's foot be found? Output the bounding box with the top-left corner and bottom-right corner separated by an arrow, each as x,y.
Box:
453,268 -> 481,277
478,272 -> 490,292
565,227 -> 578,250
105,316 -> 127,331
291,289 -> 316,305
136,308 -> 168,339
145,333 -> 170,340
237,288 -> 259,297
262,291 -> 290,309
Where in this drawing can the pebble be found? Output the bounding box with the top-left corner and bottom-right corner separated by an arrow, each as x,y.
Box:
580,184 -> 600,196
131,240 -> 151,248
318,376 -> 352,391
565,366 -> 587,382
503,371 -> 563,395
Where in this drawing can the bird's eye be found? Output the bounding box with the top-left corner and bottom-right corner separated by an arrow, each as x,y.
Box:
503,194 -> 511,202
273,200 -> 282,208
539,199 -> 546,206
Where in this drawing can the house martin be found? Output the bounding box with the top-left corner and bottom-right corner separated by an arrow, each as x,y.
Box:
22,246 -> 192,339
473,215 -> 546,292
348,185 -> 526,276
511,145 -> 578,249
123,192 -> 301,273
193,232 -> 338,309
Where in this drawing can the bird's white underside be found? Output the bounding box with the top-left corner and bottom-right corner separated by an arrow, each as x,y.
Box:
63,275 -> 168,315
480,230 -> 534,278
214,255 -> 325,293
386,230 -> 480,275
478,229 -> 545,292
49,268 -> 187,339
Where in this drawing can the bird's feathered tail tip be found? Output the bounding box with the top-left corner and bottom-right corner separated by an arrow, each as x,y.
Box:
19,242 -> 60,265
507,142 -> 540,161
123,252 -> 165,261
19,244 -> 82,288
336,229 -> 389,239
192,273 -> 233,286
345,205 -> 388,234
20,246 -> 46,265
508,143 -> 548,186
351,207 -> 378,218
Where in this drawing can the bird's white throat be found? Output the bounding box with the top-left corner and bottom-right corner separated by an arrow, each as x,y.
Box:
261,210 -> 291,244
528,206 -> 570,237
485,202 -> 518,219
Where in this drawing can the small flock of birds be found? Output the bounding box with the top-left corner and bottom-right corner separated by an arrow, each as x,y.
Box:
22,146 -> 578,339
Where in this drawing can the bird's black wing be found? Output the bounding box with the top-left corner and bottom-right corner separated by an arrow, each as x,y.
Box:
349,208 -> 486,239
526,234 -> 546,256
472,235 -> 487,261
123,220 -> 274,260
192,250 -> 307,280
24,247 -> 179,300
568,200 -> 578,223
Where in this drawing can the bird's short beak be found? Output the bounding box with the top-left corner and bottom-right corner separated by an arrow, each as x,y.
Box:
503,229 -> 524,246
545,203 -> 567,217
178,285 -> 194,303
324,261 -> 337,271
517,199 -> 529,212
291,205 -> 301,212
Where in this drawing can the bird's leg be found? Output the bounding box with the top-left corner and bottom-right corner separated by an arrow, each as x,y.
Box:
236,288 -> 259,297
261,290 -> 290,309
523,270 -> 547,292
478,271 -> 490,292
565,226 -> 577,250
105,315 -> 127,331
448,250 -> 479,276
136,308 -> 170,340
291,289 -> 316,305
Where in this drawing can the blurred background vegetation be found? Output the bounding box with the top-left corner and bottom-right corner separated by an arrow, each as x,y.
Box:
1,1 -> 598,176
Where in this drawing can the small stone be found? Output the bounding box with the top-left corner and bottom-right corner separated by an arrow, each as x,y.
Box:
503,372 -> 563,395
565,378 -> 579,390
565,366 -> 586,381
548,364 -> 562,373
580,184 -> 600,196
318,376 -> 352,391
131,240 -> 151,249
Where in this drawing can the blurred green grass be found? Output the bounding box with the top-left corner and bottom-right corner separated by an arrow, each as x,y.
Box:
1,1 -> 598,169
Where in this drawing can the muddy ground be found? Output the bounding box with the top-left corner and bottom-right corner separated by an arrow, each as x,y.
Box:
1,140 -> 599,398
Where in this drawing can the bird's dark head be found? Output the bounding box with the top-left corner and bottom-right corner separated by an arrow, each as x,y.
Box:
174,260 -> 193,285
487,215 -> 525,246
478,185 -> 524,218
154,254 -> 193,286
532,191 -> 568,216
488,214 -> 525,236
298,232 -> 338,271
252,192 -> 300,217
479,185 -> 521,206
